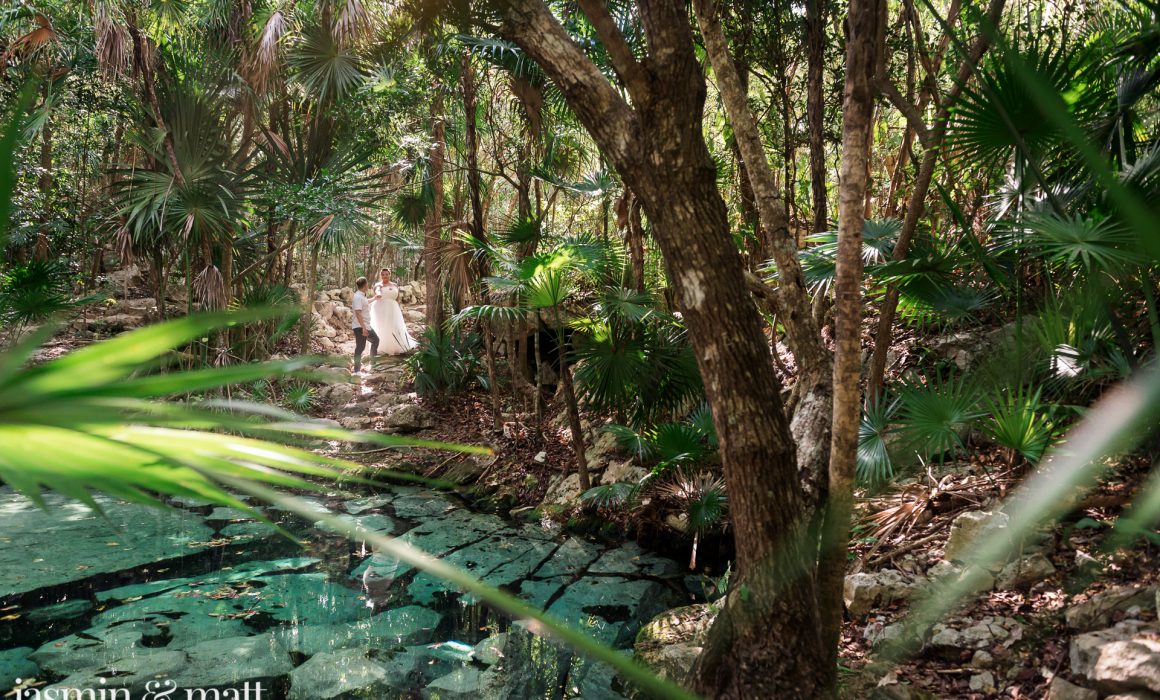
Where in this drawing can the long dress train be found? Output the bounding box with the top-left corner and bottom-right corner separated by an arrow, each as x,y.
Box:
370,283 -> 418,355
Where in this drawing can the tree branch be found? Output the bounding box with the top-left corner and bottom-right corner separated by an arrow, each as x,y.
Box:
575,0 -> 650,98
495,0 -> 640,173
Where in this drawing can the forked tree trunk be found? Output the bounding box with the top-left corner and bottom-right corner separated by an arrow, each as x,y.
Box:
815,0 -> 881,691
694,0 -> 834,513
498,0 -> 825,694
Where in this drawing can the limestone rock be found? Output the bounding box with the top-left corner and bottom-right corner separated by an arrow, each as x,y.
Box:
1047,677 -> 1098,700
943,510 -> 1010,563
997,552 -> 1057,589
635,602 -> 715,682
173,634 -> 295,688
1070,620 -> 1158,679
600,458 -> 649,485
584,430 -> 621,470
474,634 -> 508,666
424,666 -> 483,699
0,647 -> 38,690
288,649 -> 392,700
384,404 -> 435,433
968,670 -> 996,693
972,650 -> 994,669
45,649 -> 188,696
1091,635 -> 1160,695
542,473 -> 583,506
1067,587 -> 1158,632
844,569 -> 920,617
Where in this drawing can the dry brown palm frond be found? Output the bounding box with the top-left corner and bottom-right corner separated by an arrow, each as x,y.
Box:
245,9 -> 287,94
194,265 -> 226,310
438,227 -> 475,310
113,223 -> 135,265
93,2 -> 130,76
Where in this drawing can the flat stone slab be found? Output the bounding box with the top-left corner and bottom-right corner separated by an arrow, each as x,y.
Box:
392,491 -> 459,519
289,648 -> 395,700
588,542 -> 682,579
0,488 -> 215,597
533,538 -> 604,579
274,605 -> 442,656
96,557 -> 320,603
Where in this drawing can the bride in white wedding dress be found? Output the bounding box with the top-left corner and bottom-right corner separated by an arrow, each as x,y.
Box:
370,268 -> 418,355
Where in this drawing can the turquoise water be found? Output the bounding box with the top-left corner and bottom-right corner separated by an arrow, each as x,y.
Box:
0,486 -> 683,699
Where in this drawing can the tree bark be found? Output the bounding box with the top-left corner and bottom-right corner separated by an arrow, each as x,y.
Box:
695,0 -> 833,512
806,0 -> 828,235
34,104 -> 52,261
497,0 -> 825,694
815,0 -> 880,691
424,102 -> 446,330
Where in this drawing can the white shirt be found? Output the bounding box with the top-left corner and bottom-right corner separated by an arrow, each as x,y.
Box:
351,290 -> 368,329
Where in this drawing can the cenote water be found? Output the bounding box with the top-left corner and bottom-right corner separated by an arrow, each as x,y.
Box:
0,484 -> 685,698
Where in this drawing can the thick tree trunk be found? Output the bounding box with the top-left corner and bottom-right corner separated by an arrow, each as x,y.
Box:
815,0 -> 880,691
498,0 -> 825,694
424,105 -> 446,330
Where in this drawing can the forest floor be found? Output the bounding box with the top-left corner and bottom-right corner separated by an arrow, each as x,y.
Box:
55,296 -> 1160,699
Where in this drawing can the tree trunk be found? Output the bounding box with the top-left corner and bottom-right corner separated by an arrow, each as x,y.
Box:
34,106 -> 52,261
498,0 -> 825,694
424,103 -> 446,330
557,327 -> 590,492
815,0 -> 880,691
695,0 -> 833,513
626,192 -> 645,293
806,0 -> 828,235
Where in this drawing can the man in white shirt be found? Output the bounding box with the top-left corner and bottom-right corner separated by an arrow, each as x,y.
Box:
351,276 -> 379,374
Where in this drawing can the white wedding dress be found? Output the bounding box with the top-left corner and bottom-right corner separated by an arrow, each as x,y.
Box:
370,282 -> 418,355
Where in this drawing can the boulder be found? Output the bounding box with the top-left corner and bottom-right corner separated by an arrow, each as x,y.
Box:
844,569 -> 920,617
172,634 -> 294,689
1067,587 -> 1158,632
314,300 -> 336,321
1070,620 -> 1158,679
1091,635 -> 1160,695
635,603 -> 716,684
288,649 -> 392,700
584,430 -> 621,470
943,510 -> 1010,564
474,634 -> 508,666
383,404 -> 435,433
600,459 -> 649,485
1047,677 -> 1098,700
313,311 -> 338,338
968,671 -> 996,693
997,553 -> 1057,589
542,473 -> 583,506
